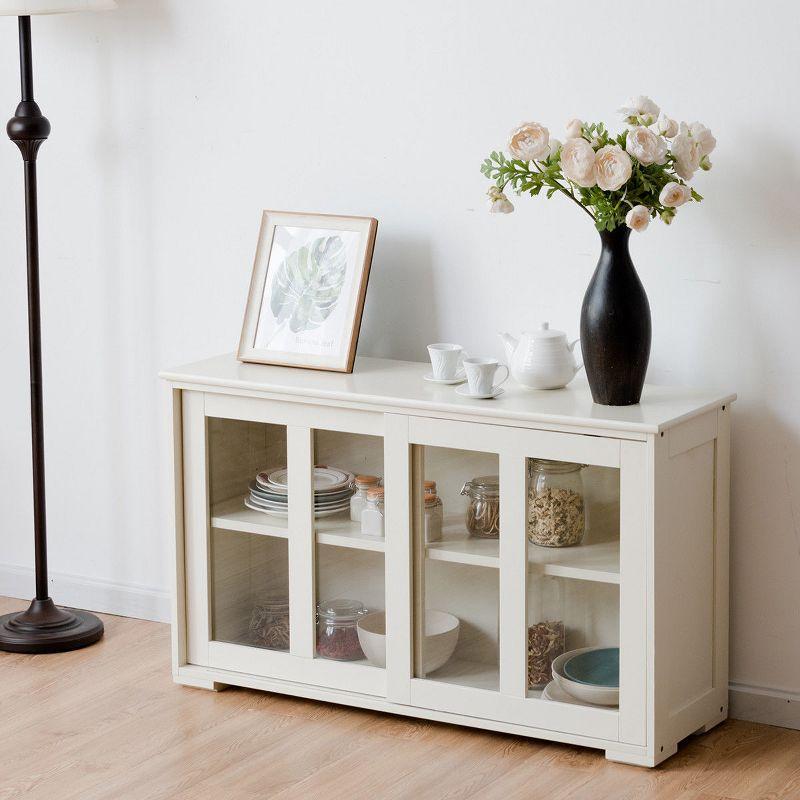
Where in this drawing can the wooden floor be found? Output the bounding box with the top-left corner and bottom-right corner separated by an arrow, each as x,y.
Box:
1,597 -> 799,800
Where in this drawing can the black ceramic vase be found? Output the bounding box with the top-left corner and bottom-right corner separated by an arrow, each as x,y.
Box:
580,225 -> 651,406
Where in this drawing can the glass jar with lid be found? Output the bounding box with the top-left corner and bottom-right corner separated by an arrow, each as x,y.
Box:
461,475 -> 500,539
360,487 -> 385,538
350,474 -> 380,522
424,479 -> 437,495
424,493 -> 443,542
249,591 -> 290,651
316,598 -> 368,661
526,572 -> 565,689
527,459 -> 586,547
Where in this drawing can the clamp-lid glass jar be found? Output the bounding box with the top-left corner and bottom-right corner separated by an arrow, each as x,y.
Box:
316,598 -> 368,661
461,475 -> 500,539
527,459 -> 585,547
249,591 -> 290,651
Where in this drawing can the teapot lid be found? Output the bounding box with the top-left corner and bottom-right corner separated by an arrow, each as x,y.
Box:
524,322 -> 566,340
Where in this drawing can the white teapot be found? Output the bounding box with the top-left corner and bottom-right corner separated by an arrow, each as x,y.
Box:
498,323 -> 583,390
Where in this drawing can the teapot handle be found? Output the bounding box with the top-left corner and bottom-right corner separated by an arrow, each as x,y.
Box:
569,338 -> 584,373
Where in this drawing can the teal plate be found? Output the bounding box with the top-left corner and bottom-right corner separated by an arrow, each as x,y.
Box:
562,647 -> 619,688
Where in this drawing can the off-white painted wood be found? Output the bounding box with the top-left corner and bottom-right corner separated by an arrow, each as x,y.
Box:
169,388 -> 187,674
182,390 -> 210,668
384,413 -> 413,704
499,453 -> 527,699
713,406 -> 731,712
287,425 -> 315,659
165,355 -> 734,767
618,440 -> 649,747
161,354 -> 735,435
425,516 -> 621,583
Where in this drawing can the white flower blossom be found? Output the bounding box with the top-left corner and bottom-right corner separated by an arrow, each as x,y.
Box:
487,186 -> 514,214
625,205 -> 651,232
671,122 -> 703,180
659,181 -> 691,207
560,137 -> 597,187
565,118 -> 583,139
626,126 -> 668,165
594,144 -> 633,191
654,112 -> 678,138
507,122 -> 550,161
688,122 -> 716,156
617,95 -> 660,126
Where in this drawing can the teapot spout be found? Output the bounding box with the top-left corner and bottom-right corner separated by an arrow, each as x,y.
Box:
498,332 -> 518,363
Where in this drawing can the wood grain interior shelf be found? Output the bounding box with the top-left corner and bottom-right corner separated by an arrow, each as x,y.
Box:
425,516 -> 620,584
212,497 -> 385,553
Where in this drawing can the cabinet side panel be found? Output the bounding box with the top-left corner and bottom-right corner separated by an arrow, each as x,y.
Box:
170,388 -> 186,673
183,391 -> 210,666
713,408 -> 731,700
656,432 -> 715,717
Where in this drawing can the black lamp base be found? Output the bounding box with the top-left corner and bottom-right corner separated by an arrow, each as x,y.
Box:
0,598 -> 104,654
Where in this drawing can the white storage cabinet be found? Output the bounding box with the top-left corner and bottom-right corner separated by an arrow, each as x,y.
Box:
160,354 -> 735,767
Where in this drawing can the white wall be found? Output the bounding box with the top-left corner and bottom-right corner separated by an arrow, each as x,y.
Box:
1,0 -> 798,716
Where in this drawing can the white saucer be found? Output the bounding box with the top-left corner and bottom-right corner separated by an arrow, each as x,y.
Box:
424,373 -> 466,386
455,385 -> 505,400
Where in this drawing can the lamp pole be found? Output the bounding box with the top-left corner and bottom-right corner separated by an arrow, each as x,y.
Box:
0,15 -> 104,653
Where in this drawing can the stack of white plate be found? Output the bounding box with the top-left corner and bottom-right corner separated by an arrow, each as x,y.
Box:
545,646 -> 619,707
244,466 -> 354,518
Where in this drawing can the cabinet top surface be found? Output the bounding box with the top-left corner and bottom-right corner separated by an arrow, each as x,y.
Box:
160,353 -> 735,434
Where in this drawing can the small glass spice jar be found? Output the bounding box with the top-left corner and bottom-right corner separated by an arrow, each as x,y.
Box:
350,474 -> 380,522
360,487 -> 385,538
249,591 -> 290,651
424,479 -> 437,495
527,459 -> 586,547
316,598 -> 368,661
424,493 -> 443,542
461,475 -> 500,539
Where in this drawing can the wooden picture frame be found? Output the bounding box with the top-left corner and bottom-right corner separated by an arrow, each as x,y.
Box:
238,210 -> 378,373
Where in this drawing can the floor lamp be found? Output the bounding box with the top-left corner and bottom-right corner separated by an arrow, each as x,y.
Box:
0,0 -> 115,654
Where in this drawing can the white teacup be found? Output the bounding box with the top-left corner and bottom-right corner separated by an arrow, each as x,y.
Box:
427,343 -> 466,381
463,357 -> 509,396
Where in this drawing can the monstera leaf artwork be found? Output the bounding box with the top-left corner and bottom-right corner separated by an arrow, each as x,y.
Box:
240,212 -> 377,372
269,235 -> 348,335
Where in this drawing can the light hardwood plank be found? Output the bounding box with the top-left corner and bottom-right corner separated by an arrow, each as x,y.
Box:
0,599 -> 797,800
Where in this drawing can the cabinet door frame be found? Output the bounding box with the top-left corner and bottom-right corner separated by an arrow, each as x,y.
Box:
399,415 -> 647,745
183,391 -> 388,697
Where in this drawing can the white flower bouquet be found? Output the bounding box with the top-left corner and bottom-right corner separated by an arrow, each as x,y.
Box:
481,96 -> 715,232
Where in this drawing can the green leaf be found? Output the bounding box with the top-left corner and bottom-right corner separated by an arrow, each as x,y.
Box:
270,235 -> 347,334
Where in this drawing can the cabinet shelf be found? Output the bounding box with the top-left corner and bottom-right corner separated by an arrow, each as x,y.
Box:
211,496 -> 289,538
212,496 -> 385,553
425,516 -> 620,584
422,658 -> 499,692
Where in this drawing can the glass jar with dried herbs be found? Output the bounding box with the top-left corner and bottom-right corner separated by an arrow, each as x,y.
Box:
527,459 -> 586,547
249,592 -> 290,651
527,573 -> 565,689
461,475 -> 500,539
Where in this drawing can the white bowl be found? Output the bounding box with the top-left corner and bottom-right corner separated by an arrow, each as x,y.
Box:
357,610 -> 459,673
552,647 -> 619,707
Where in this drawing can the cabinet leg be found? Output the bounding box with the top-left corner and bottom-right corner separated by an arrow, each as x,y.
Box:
693,709 -> 727,735
174,672 -> 229,692
605,742 -> 677,768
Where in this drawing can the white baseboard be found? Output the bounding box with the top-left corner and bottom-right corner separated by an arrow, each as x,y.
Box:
0,563 -> 170,623
729,683 -> 800,731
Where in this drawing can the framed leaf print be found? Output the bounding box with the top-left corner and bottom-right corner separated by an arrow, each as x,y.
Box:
238,211 -> 378,372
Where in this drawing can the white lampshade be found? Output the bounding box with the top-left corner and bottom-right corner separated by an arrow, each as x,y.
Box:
0,0 -> 116,14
